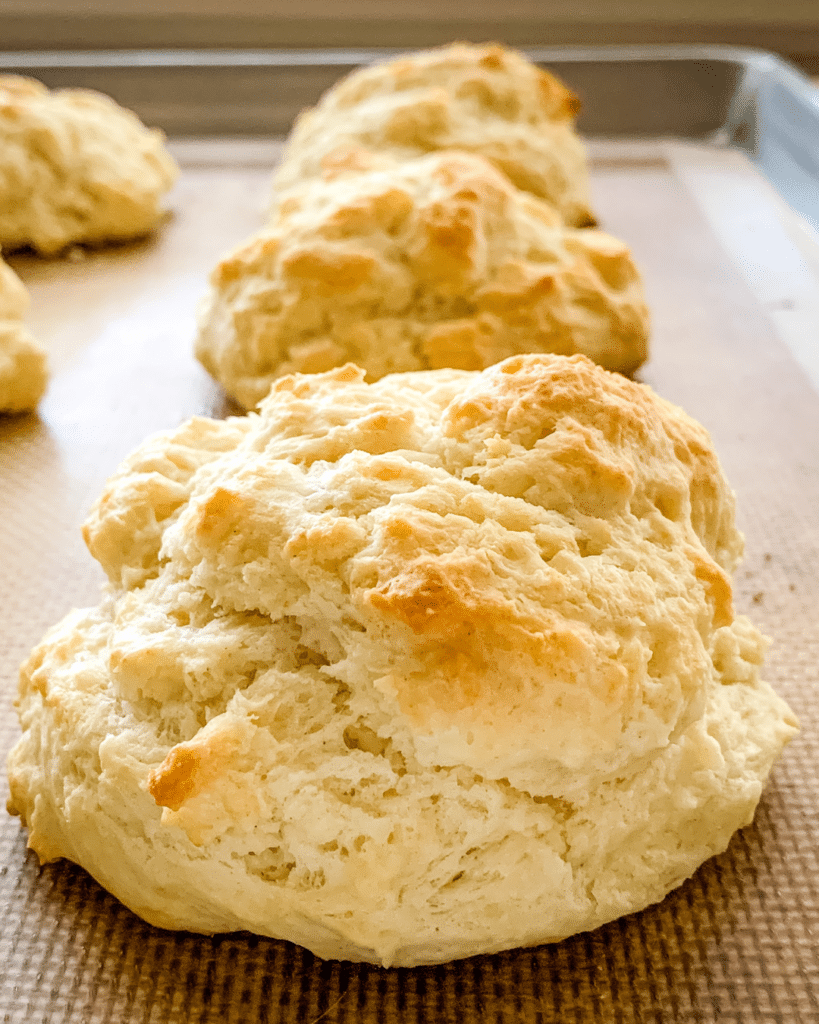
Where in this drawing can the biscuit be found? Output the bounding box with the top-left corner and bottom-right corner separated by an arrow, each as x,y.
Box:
273,42 -> 595,227
7,354 -> 796,966
0,76 -> 178,255
198,151 -> 648,409
0,255 -> 47,413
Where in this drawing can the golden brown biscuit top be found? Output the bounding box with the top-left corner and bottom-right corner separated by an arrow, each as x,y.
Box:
273,42 -> 595,226
321,43 -> 581,123
198,151 -> 648,407
84,354 -> 742,800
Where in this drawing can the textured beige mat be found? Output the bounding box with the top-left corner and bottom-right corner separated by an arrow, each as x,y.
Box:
1,141 -> 817,1023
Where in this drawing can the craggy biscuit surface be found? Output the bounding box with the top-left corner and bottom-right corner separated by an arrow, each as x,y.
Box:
7,355 -> 797,966
0,76 -> 178,255
199,152 -> 648,409
0,256 -> 47,412
273,42 -> 595,227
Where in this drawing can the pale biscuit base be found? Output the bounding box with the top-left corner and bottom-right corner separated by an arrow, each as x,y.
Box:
0,256 -> 47,413
198,151 -> 649,409
273,42 -> 595,227
0,76 -> 178,256
7,356 -> 797,966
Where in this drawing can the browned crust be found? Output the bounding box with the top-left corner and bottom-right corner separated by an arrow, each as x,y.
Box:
148,746 -> 203,811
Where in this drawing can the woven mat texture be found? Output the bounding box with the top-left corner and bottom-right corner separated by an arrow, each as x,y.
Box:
0,146 -> 817,1023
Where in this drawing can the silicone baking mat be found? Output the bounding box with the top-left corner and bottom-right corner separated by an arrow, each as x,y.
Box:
1,138 -> 817,1022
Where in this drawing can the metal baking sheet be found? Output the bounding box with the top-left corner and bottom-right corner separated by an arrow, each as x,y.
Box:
1,47 -> 818,1024
2,43 -> 818,231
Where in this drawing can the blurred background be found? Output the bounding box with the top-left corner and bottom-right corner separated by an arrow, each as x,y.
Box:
1,0 -> 818,75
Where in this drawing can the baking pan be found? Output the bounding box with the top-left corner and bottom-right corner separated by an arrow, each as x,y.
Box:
1,43 -> 818,231
1,46 -> 818,1024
